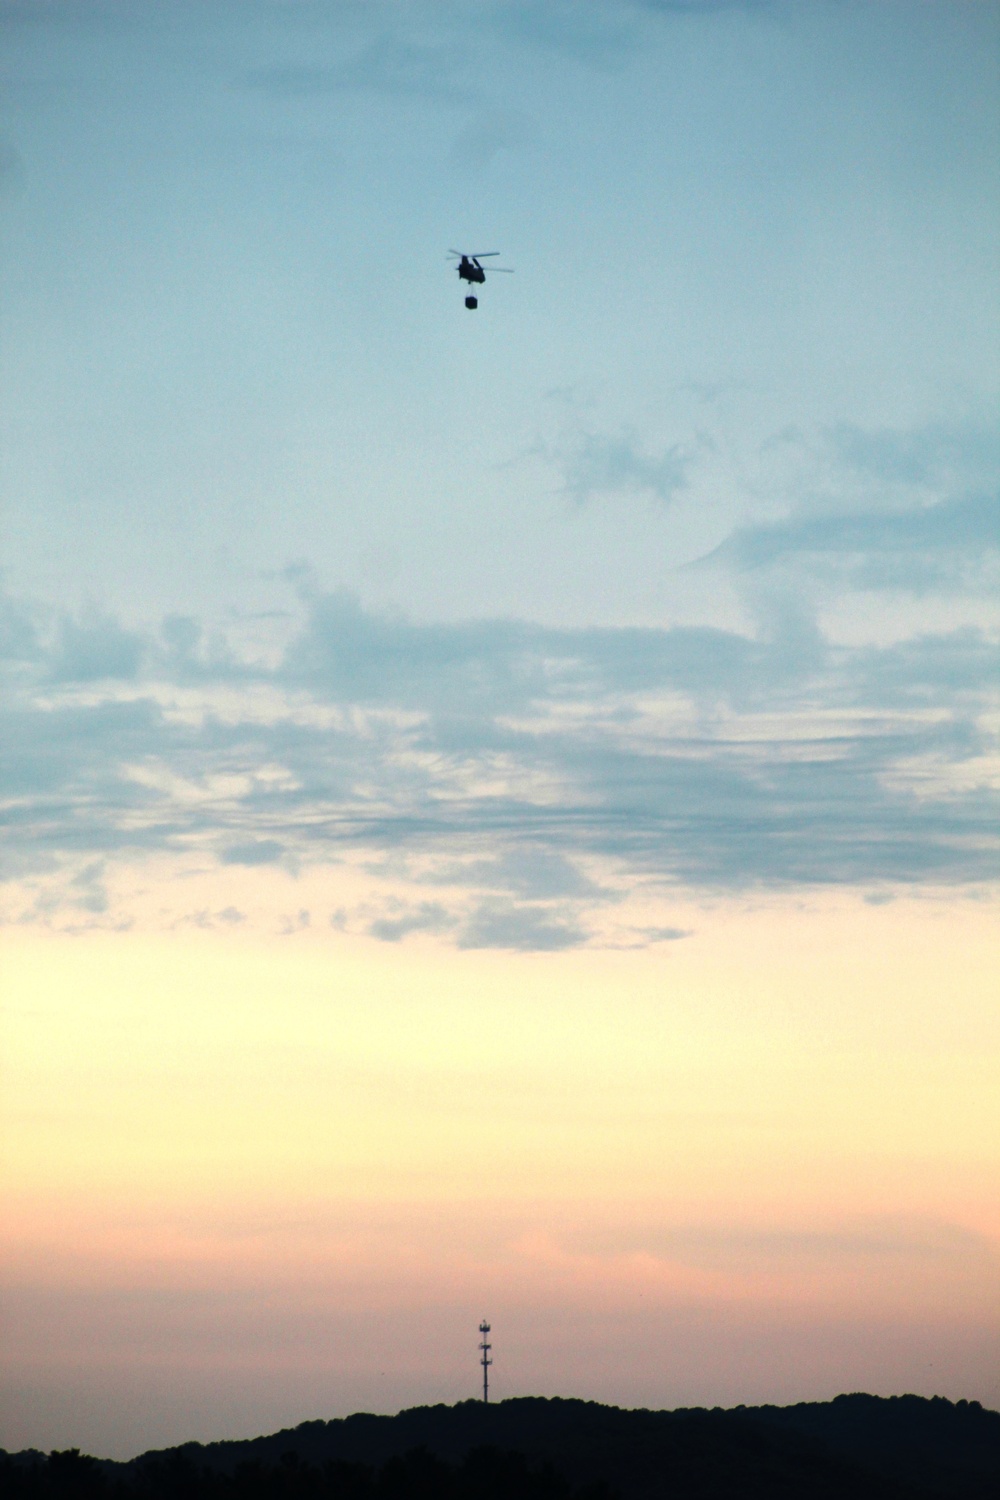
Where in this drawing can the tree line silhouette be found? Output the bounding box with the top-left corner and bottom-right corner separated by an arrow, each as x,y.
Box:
4,1394 -> 997,1500
4,1446 -> 611,1500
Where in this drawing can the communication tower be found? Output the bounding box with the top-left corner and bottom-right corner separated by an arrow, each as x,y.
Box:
478,1319 -> 492,1403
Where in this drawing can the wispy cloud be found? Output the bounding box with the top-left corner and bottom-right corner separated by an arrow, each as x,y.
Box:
368,899 -> 456,943
827,420 -> 1000,490
539,428 -> 699,507
221,839 -> 286,867
50,604 -> 145,683
709,491 -> 999,594
457,898 -> 587,951
2,582 -> 996,943
695,417 -> 1000,597
566,1215 -> 999,1273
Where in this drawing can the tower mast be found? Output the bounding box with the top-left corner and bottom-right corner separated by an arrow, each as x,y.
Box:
478,1319 -> 492,1403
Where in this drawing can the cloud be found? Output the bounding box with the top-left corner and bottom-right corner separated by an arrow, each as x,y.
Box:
710,491 -> 999,594
567,1216 -> 998,1272
160,614 -> 202,665
50,605 -> 145,682
545,429 -> 696,507
637,925 -> 691,942
0,594 -> 41,662
368,900 -> 455,942
1,585 -> 996,939
221,840 -> 286,867
827,420 -> 1000,490
175,906 -> 246,930
69,861 -> 109,914
848,627 -> 998,707
457,899 -> 587,951
694,417 -> 1000,598
427,847 -> 608,901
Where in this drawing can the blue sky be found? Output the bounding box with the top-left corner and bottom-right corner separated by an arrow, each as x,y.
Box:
2,0 -> 997,942
3,0 -> 997,613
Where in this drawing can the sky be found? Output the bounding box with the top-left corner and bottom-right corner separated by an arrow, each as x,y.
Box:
1,0 -> 998,1460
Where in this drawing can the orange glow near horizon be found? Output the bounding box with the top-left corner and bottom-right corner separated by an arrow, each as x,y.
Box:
2,892 -> 998,1454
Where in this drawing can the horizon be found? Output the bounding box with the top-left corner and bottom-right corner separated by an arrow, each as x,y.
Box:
8,1388 -> 997,1467
1,0 -> 998,1462
7,1391 -> 998,1500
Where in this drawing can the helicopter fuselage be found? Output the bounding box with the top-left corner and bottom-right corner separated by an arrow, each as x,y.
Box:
457,257 -> 486,284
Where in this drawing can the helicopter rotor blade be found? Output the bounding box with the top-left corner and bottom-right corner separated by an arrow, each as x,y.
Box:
483,267 -> 514,273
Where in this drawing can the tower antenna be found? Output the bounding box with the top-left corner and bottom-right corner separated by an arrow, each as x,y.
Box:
478,1319 -> 492,1403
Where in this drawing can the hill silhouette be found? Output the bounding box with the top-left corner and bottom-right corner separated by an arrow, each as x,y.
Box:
4,1394 -> 997,1500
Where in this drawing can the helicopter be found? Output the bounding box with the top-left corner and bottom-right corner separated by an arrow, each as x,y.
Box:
447,250 -> 513,309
